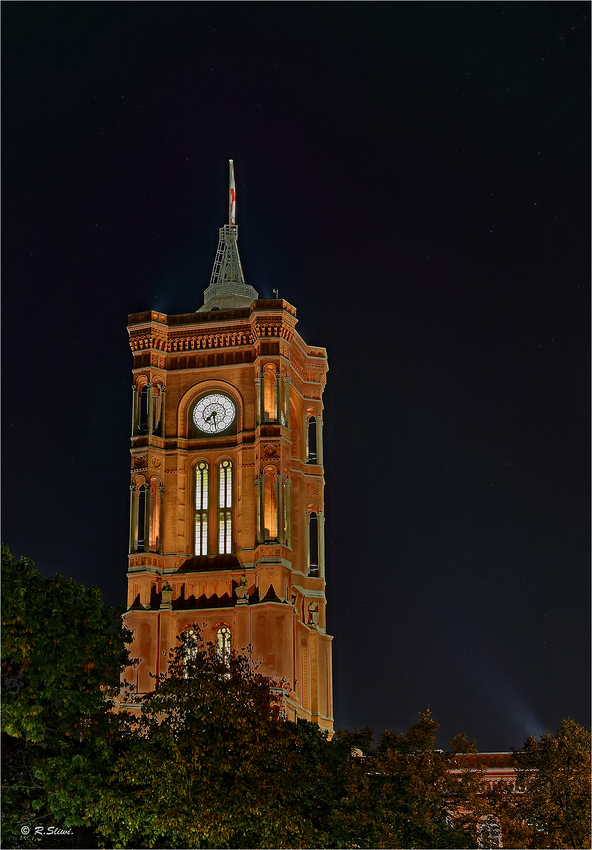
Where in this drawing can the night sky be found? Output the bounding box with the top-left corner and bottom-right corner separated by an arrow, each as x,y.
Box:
2,2 -> 589,752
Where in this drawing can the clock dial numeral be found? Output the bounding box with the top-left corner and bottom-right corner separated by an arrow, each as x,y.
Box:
193,393 -> 236,434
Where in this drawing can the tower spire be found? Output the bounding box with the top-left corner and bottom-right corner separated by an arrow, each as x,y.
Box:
198,160 -> 259,312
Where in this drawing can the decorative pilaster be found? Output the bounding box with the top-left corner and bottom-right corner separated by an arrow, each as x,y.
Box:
147,383 -> 154,435
277,474 -> 284,544
318,511 -> 326,578
131,386 -> 138,436
285,478 -> 292,548
283,376 -> 290,427
129,485 -> 138,553
255,375 -> 262,426
273,478 -> 279,540
158,385 -> 167,436
304,509 -> 310,573
158,485 -> 165,554
143,486 -> 150,553
302,413 -> 308,461
274,372 -> 281,423
254,474 -> 262,544
317,417 -> 324,467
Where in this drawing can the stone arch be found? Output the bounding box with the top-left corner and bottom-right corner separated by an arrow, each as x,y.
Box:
177,380 -> 243,438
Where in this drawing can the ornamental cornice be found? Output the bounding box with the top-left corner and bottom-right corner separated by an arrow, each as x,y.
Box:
289,349 -> 327,387
128,322 -> 296,353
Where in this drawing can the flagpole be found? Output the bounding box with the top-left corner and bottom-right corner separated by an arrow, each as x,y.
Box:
229,159 -> 234,226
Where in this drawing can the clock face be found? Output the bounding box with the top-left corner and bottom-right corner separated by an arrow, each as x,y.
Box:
193,393 -> 236,434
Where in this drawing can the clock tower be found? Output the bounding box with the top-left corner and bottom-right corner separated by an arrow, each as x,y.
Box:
122,163 -> 333,732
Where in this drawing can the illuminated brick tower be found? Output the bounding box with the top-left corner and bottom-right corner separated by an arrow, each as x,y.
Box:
122,162 -> 333,731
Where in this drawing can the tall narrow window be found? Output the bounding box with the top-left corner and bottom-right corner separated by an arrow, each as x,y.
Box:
139,385 -> 149,434
183,627 -> 199,676
263,466 -> 277,540
308,511 -> 319,576
194,462 -> 208,556
216,626 -> 231,665
149,478 -> 161,551
307,416 -> 317,462
263,367 -> 276,422
137,485 -> 147,551
218,460 -> 232,554
152,384 -> 162,435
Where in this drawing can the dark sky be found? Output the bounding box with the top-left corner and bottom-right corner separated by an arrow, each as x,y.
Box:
2,2 -> 590,752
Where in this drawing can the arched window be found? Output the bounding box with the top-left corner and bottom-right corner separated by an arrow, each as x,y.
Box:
182,627 -> 199,676
216,626 -> 231,665
308,511 -> 319,576
263,466 -> 278,541
218,460 -> 232,554
137,485 -> 147,551
307,416 -> 317,462
148,477 -> 162,552
194,462 -> 209,556
152,383 -> 163,435
139,385 -> 149,434
263,366 -> 276,422
129,476 -> 146,553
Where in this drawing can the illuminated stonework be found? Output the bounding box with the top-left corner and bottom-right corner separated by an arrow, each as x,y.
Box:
122,211 -> 333,731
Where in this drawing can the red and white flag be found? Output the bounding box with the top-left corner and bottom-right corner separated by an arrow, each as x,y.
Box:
229,160 -> 236,225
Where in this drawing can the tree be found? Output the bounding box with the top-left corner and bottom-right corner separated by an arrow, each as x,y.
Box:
82,627 -> 336,849
1,547 -> 131,848
506,719 -> 590,849
322,711 -> 491,849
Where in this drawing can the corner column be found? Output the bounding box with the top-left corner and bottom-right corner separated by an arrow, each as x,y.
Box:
254,474 -> 262,545
283,376 -> 290,427
159,385 -> 167,437
147,383 -> 154,436
131,386 -> 139,436
129,486 -> 138,553
143,486 -> 150,553
255,376 -> 262,427
318,511 -> 326,579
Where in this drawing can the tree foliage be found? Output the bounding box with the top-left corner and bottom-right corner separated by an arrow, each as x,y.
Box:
486,718 -> 591,849
3,547 -> 590,849
1,547 -> 131,848
326,710 -> 491,849
82,629 -> 335,849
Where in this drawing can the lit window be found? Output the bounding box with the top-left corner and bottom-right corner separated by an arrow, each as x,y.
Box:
195,462 -> 208,555
218,460 -> 232,553
219,460 -> 232,508
263,367 -> 276,422
183,628 -> 199,675
218,510 -> 231,554
263,466 -> 277,540
148,477 -> 161,551
216,626 -> 231,665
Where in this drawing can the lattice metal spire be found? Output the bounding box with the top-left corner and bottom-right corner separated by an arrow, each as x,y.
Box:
198,160 -> 259,312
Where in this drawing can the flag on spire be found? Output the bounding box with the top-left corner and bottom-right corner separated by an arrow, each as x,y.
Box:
229,159 -> 236,225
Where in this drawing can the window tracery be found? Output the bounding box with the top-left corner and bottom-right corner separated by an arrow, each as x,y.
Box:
215,625 -> 231,665
218,460 -> 232,554
194,462 -> 208,555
